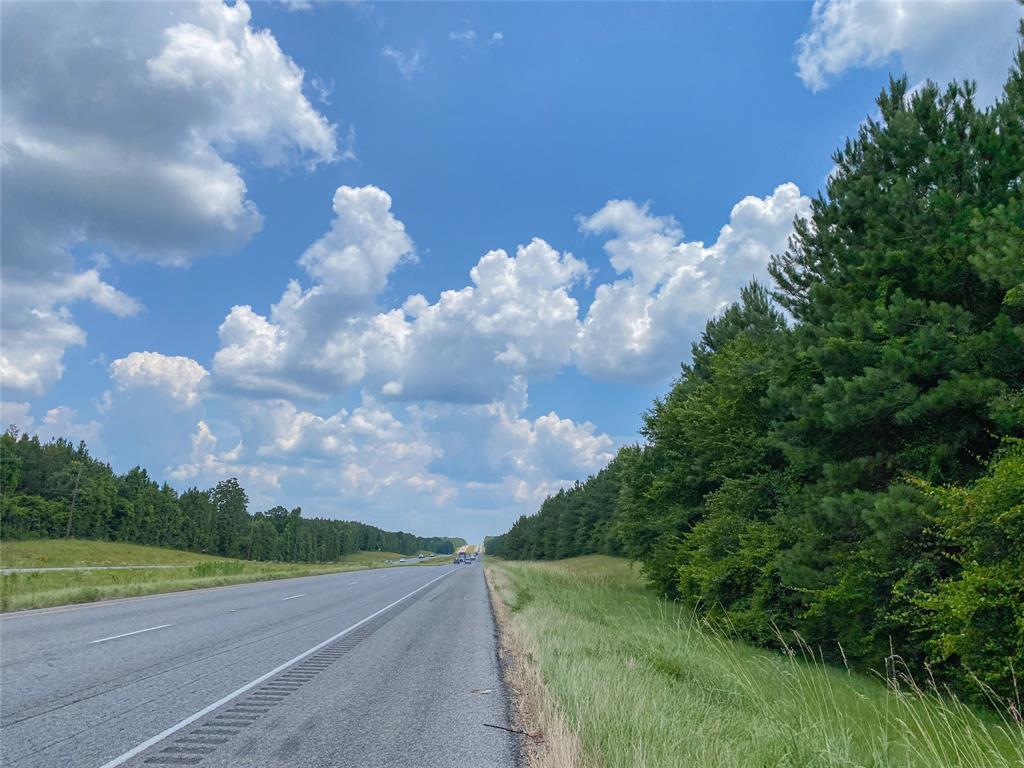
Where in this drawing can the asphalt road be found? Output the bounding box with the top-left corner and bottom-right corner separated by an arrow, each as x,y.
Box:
0,562 -> 519,768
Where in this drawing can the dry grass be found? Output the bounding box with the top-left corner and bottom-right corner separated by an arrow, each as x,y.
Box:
485,564 -> 586,768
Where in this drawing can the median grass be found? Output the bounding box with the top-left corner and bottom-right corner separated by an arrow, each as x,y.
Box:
485,556 -> 1024,768
0,540 -> 454,612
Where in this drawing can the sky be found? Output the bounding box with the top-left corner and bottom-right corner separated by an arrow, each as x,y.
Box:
2,0 -> 1021,544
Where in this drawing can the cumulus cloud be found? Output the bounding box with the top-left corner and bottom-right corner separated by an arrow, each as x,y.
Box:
0,267 -> 141,395
575,183 -> 811,380
1,402 -> 101,445
213,181 -> 808,399
1,0 -> 338,395
487,407 -> 614,482
298,186 -> 416,300
109,352 -> 210,407
407,381 -> 614,502
796,0 -> 1022,103
214,186 -> 587,404
168,420 -> 277,489
148,376 -> 614,534
213,185 -> 416,397
373,238 -> 588,403
220,397 -> 451,506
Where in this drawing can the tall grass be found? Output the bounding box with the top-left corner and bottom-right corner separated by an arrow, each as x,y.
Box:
487,556 -> 1024,768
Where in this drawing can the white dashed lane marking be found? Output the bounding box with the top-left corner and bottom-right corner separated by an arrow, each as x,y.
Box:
90,624 -> 173,644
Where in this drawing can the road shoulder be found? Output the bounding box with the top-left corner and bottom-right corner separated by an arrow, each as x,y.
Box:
484,564 -> 584,768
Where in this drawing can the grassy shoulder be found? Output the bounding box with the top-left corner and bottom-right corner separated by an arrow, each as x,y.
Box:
485,556 -> 1024,768
0,540 -> 452,612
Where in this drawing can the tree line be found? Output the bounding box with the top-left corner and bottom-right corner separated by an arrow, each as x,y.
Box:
489,32 -> 1024,707
0,430 -> 465,561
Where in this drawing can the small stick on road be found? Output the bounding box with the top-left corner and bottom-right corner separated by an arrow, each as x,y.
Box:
483,722 -> 543,741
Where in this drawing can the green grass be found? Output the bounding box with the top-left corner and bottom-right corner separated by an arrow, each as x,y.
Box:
0,540 -> 452,612
0,539 -> 229,568
487,556 -> 1024,768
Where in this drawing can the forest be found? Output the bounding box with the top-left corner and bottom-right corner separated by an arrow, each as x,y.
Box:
0,429 -> 464,561
488,36 -> 1024,707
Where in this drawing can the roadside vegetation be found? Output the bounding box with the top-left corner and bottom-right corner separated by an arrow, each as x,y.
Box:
0,422 -> 466,613
0,431 -> 465,565
0,538 -> 228,569
487,556 -> 1024,768
488,24 -> 1024,713
0,540 -> 455,612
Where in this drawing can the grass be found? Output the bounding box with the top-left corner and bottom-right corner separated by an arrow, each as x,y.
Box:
0,539 -> 229,568
486,556 -> 1024,768
0,540 -> 453,612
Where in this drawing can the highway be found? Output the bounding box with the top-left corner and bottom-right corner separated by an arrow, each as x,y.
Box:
0,562 -> 519,768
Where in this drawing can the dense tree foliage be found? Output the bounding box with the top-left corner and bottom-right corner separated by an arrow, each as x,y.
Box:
0,431 -> 465,560
490,33 -> 1024,706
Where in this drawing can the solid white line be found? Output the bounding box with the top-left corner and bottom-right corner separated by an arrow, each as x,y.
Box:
96,568 -> 456,768
90,624 -> 173,644
281,594 -> 305,601
347,581 -> 359,585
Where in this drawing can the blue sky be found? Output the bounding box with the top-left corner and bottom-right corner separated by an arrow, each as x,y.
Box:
2,0 -> 1021,543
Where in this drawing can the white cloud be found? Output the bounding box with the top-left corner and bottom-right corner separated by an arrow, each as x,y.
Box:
1,269 -> 141,395
109,352 -> 210,407
796,0 -> 1022,103
147,377 -> 614,538
212,181 -> 804,400
575,183 -> 811,380
297,186 -> 415,301
310,75 -> 334,105
213,185 -> 415,397
147,2 -> 337,167
213,185 -> 587,405
488,406 -> 614,482
168,420 -> 278,489
39,406 -> 103,446
449,28 -> 504,51
1,402 -> 102,446
1,402 -> 34,434
1,0 -> 338,395
225,397 -> 450,506
372,238 -> 589,403
381,44 -> 425,79
409,384 -> 614,496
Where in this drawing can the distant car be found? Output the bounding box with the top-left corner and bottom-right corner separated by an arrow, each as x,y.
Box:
399,558 -> 406,563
